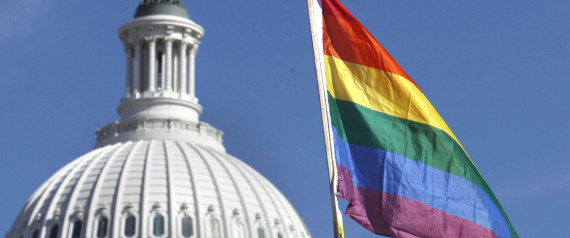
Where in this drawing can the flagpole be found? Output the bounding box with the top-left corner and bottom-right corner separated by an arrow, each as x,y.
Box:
306,1 -> 343,237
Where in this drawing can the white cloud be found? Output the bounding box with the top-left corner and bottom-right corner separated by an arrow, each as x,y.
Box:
0,0 -> 48,40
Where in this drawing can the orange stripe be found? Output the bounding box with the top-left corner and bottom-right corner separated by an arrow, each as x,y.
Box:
322,0 -> 417,89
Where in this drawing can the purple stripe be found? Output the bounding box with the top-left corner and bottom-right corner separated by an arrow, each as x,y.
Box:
337,164 -> 498,238
331,125 -> 510,237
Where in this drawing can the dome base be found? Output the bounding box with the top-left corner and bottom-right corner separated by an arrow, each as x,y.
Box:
95,118 -> 225,151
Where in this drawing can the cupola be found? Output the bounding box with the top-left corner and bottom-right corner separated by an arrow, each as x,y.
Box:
95,0 -> 218,150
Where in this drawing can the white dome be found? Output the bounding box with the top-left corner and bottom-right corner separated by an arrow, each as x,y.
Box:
6,140 -> 310,238
6,1 -> 311,238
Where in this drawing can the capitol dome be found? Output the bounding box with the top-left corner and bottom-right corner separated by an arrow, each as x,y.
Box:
5,1 -> 311,238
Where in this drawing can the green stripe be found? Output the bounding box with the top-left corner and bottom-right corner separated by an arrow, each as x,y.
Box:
328,93 -> 517,237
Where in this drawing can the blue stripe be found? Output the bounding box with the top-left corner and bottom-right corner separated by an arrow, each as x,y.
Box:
332,126 -> 510,238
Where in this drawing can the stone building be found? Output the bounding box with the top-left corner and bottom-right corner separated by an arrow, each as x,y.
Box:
6,1 -> 311,238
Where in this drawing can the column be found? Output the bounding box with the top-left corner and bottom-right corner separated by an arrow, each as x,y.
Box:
161,53 -> 165,89
188,46 -> 197,98
147,37 -> 156,93
173,49 -> 178,92
179,42 -> 188,95
125,46 -> 133,98
165,38 -> 173,91
133,41 -> 142,97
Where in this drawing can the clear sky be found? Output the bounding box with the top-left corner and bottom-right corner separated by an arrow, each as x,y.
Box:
1,1 -> 569,237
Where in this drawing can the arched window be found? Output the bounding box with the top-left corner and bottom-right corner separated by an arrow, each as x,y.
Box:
181,216 -> 193,237
277,232 -> 284,238
257,227 -> 266,238
207,217 -> 221,238
71,220 -> 82,238
49,224 -> 59,238
124,215 -> 136,237
31,229 -> 39,238
231,220 -> 247,238
153,214 -> 165,236
97,217 -> 108,238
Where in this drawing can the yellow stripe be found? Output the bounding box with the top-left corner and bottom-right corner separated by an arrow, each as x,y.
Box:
324,55 -> 462,147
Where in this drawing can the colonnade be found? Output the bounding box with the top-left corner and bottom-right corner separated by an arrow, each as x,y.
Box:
124,31 -> 199,100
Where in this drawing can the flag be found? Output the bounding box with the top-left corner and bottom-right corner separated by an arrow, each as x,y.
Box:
307,0 -> 518,237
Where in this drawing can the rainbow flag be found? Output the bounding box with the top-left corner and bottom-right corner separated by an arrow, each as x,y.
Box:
307,0 -> 518,237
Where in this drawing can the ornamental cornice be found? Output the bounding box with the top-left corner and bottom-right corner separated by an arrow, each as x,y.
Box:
190,45 -> 199,53
166,25 -> 175,35
144,35 -> 157,42
179,41 -> 188,49
95,118 -> 225,150
164,36 -> 175,45
183,28 -> 192,38
192,31 -> 203,41
118,15 -> 205,38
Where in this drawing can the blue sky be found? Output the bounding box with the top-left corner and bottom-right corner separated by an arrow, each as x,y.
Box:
1,1 -> 569,237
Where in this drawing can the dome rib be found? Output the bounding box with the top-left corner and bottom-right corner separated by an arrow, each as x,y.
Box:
8,140 -> 312,238
258,167 -> 309,236
175,141 -> 203,236
220,148 -> 275,236
84,142 -> 130,237
22,153 -> 85,236
16,166 -> 62,237
200,146 -> 253,237
163,140 -> 176,237
264,176 -> 307,236
187,143 -> 229,237
22,159 -> 73,224
60,145 -> 117,238
15,166 -> 60,235
32,149 -> 102,237
109,141 -> 140,238
139,140 -> 153,238
252,167 -> 293,237
32,153 -> 94,238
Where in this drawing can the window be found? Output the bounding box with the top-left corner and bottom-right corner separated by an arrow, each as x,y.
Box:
71,220 -> 82,238
277,232 -> 284,238
49,224 -> 59,238
231,220 -> 247,238
31,229 -> 39,238
207,217 -> 221,238
257,227 -> 266,238
153,215 -> 165,236
124,215 -> 136,237
97,217 -> 108,237
181,216 -> 193,237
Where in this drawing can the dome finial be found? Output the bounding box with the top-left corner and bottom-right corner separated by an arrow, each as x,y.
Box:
135,0 -> 189,18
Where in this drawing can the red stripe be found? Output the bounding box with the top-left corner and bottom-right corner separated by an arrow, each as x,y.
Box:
337,163 -> 498,238
321,0 -> 354,20
321,0 -> 418,89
